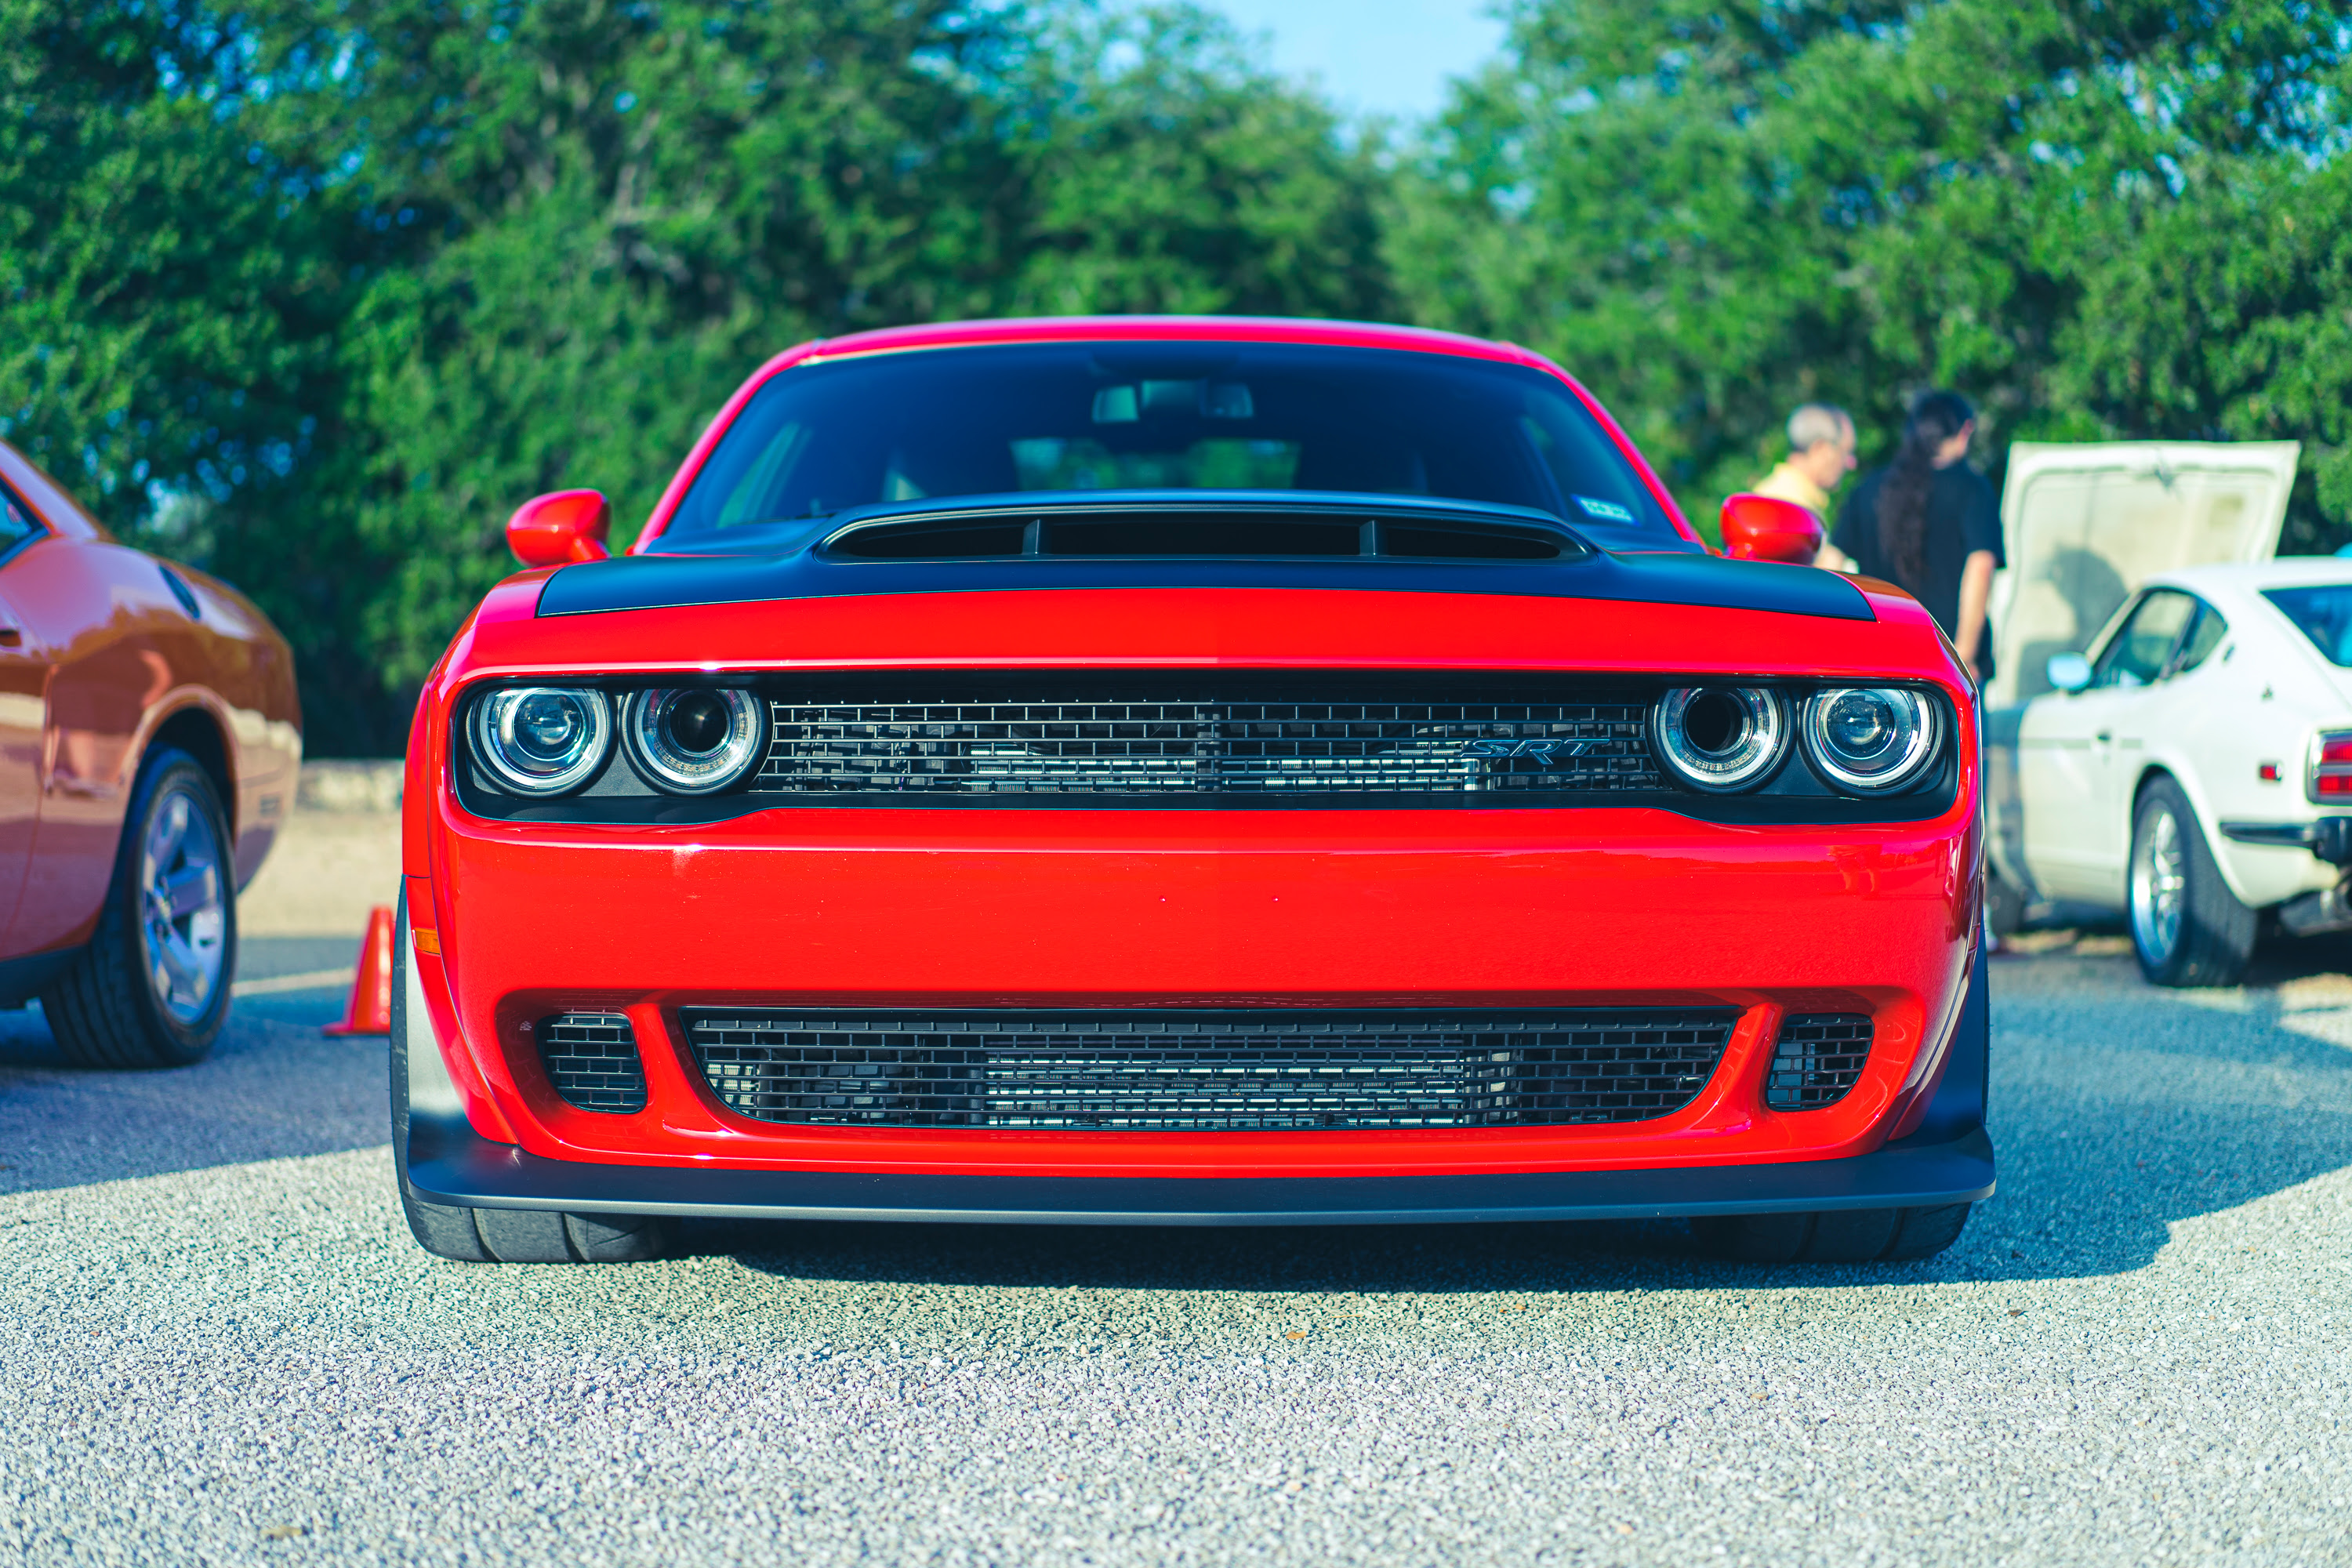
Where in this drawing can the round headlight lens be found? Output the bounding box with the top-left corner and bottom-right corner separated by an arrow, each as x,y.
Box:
623,688 -> 764,794
472,687 -> 610,795
1802,687 -> 1940,793
1653,686 -> 1788,793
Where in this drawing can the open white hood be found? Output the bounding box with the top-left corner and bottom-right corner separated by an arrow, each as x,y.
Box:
1987,441 -> 2299,704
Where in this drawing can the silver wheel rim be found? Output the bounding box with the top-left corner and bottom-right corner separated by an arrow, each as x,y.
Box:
2130,804 -> 2185,964
139,784 -> 227,1023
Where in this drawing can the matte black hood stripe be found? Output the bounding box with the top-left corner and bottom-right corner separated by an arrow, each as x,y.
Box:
535,550 -> 1875,622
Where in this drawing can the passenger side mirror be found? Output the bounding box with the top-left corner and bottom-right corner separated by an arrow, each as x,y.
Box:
2045,652 -> 2092,693
507,490 -> 612,568
1718,493 -> 1824,565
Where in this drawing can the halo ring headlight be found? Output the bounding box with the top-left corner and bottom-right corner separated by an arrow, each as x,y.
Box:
1801,687 -> 1940,793
1653,686 -> 1788,793
472,687 -> 611,796
623,688 -> 765,794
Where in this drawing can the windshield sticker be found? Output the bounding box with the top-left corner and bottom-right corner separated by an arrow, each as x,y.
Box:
1573,495 -> 1636,523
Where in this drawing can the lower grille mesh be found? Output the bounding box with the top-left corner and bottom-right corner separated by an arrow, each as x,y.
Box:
683,1009 -> 1737,1131
537,1011 -> 649,1114
1763,1014 -> 1872,1111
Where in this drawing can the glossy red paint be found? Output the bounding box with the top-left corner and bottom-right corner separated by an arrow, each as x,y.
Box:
407,316 -> 1984,1196
626,317 -> 1702,550
1719,493 -> 1825,565
404,575 -> 1980,1180
506,489 -> 613,568
0,440 -> 301,962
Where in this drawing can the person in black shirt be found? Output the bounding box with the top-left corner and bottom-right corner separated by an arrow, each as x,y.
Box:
1820,390 -> 2004,680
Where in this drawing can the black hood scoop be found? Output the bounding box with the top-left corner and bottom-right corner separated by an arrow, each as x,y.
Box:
535,496 -> 1874,622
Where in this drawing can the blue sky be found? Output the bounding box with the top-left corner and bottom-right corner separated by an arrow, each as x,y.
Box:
1203,0 -> 1508,121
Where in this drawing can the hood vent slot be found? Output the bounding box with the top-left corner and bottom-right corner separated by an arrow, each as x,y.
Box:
825,510 -> 1573,563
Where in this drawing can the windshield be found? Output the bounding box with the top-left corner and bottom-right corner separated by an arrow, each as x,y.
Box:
662,342 -> 1673,542
2265,583 -> 2352,666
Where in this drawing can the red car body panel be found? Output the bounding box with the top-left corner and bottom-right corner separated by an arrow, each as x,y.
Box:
0,441 -> 300,970
401,315 -> 1984,1217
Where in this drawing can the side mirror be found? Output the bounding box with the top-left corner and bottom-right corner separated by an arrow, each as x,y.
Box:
1718,493 -> 1824,565
2046,652 -> 2093,693
506,489 -> 612,568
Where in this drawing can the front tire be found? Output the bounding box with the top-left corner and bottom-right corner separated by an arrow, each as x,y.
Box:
39,747 -> 236,1068
390,906 -> 671,1264
2129,776 -> 2256,987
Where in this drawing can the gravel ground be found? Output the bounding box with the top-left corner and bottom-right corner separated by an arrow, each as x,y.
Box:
1,942 -> 2348,1566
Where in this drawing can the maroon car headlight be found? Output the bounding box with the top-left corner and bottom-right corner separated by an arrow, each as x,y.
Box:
622,688 -> 766,794
1800,687 -> 1940,794
1652,686 -> 1788,793
471,686 -> 612,795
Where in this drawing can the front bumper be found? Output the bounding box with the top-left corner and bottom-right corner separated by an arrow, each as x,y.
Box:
394,918 -> 1994,1223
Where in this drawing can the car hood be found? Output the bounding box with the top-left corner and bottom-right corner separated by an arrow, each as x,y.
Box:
1986,440 -> 2298,705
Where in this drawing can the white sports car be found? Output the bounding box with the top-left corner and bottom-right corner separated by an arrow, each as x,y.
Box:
2004,557 -> 2352,984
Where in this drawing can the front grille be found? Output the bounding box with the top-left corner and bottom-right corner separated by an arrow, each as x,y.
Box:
683,1008 -> 1737,1130
536,1011 -> 648,1113
1762,1014 -> 1871,1111
754,678 -> 1661,797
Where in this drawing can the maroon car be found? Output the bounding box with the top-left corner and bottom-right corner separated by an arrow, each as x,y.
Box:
0,441 -> 303,1065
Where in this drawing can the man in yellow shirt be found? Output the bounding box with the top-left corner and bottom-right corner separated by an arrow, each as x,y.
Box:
1749,403 -> 1857,566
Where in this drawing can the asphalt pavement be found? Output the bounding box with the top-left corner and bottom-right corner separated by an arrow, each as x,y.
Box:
1,937 -> 2347,1566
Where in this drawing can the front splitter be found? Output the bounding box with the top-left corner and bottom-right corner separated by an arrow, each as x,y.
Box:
401,1112 -> 1994,1227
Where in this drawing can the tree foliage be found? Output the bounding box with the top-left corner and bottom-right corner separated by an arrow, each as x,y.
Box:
2,0 -> 1386,750
1389,0 -> 2352,545
5,0 -> 2350,749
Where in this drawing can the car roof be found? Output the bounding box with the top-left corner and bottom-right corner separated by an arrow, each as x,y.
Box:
802,314 -> 1539,367
2145,557 -> 2352,596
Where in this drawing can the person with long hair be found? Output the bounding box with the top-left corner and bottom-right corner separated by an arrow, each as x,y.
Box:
1819,390 -> 2003,678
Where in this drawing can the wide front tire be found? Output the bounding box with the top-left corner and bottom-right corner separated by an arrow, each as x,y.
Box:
2129,776 -> 2256,988
39,748 -> 236,1068
1694,1203 -> 1973,1264
390,903 -> 672,1264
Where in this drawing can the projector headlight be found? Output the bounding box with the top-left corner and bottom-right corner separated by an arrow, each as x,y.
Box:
471,687 -> 610,796
1653,686 -> 1788,793
622,688 -> 765,794
1801,687 -> 1940,794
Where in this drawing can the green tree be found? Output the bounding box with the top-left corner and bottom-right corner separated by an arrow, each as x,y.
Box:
0,0 -> 1395,752
1390,0 -> 2352,546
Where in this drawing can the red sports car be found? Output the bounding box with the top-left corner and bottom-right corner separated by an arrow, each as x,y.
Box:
394,317 -> 1991,1266
0,439 -> 302,1065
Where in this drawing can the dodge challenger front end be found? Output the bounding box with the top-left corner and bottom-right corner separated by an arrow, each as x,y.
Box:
393,318 -> 1991,1265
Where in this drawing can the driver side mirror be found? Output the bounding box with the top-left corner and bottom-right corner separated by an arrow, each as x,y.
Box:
506,489 -> 612,568
1718,493 -> 1824,565
2046,652 -> 2092,693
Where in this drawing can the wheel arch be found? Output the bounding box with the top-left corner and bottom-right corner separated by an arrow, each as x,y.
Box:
146,703 -> 235,835
2129,761 -> 2267,908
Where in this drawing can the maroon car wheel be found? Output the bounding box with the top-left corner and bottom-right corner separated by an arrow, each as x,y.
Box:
40,748 -> 236,1069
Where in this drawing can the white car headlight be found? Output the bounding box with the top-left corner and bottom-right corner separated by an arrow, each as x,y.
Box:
472,687 -> 611,795
1653,686 -> 1789,793
1801,688 -> 1940,794
623,688 -> 766,794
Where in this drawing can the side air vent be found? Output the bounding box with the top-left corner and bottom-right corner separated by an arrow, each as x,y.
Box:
536,1011 -> 649,1113
1762,1014 -> 1871,1111
824,510 -> 1574,563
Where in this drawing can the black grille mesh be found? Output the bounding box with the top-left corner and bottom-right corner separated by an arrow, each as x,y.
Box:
537,1011 -> 649,1114
1763,1013 -> 1872,1111
683,1009 -> 1736,1130
756,685 -> 1661,797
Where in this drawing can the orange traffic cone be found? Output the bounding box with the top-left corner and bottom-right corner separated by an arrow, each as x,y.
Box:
324,904 -> 395,1036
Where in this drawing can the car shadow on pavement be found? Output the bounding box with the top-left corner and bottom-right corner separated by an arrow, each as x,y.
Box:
0,973 -> 389,1196
719,949 -> 2352,1294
